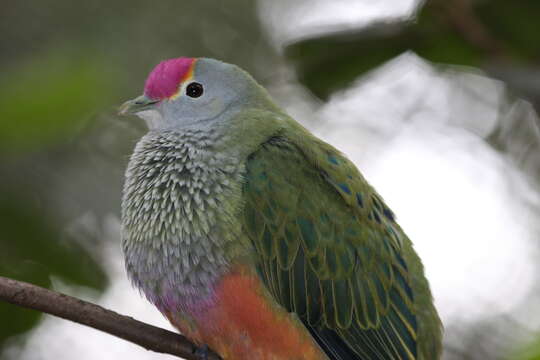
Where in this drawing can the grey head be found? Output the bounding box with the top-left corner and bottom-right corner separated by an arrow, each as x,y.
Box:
119,57 -> 268,131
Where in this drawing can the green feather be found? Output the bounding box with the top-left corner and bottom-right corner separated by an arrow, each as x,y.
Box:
241,127 -> 442,360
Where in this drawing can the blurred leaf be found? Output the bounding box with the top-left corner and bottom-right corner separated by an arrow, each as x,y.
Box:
285,0 -> 540,99
412,2 -> 483,65
0,52 -> 115,153
476,0 -> 540,61
285,21 -> 418,99
0,195 -> 108,345
513,336 -> 540,360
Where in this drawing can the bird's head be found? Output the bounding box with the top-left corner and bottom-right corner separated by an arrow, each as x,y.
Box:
119,57 -> 267,130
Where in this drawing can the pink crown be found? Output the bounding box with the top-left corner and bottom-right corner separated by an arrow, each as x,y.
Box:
144,57 -> 196,100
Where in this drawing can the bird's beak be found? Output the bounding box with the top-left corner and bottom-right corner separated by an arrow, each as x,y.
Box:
118,95 -> 159,116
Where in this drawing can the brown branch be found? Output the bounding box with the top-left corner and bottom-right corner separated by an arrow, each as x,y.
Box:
0,276 -> 221,360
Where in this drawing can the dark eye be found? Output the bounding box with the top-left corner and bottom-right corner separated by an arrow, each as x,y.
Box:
186,82 -> 203,98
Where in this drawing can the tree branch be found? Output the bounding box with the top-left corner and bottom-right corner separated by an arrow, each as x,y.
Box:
0,276 -> 221,360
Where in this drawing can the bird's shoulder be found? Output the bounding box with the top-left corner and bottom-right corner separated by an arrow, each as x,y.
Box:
243,128 -> 402,257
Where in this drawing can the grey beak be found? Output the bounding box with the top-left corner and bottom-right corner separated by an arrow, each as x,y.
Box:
118,94 -> 159,115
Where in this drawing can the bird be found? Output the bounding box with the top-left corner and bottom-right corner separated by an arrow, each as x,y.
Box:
119,57 -> 443,360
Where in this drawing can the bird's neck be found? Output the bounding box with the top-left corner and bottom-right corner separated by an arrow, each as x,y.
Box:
121,127 -> 248,313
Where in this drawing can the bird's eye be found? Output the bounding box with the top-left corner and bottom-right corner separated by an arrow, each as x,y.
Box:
186,82 -> 203,98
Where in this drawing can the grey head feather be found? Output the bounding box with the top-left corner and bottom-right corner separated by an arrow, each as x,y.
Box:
136,58 -> 261,132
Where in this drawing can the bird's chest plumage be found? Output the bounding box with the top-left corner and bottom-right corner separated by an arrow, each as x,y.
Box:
122,130 -> 328,360
121,129 -> 246,313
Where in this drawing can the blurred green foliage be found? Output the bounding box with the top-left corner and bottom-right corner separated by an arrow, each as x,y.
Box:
0,54 -> 115,153
286,0 -> 540,101
0,195 -> 108,345
513,337 -> 540,360
0,52 -> 113,347
477,0 -> 540,60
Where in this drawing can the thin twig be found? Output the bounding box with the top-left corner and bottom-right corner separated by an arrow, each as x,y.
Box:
0,276 -> 221,360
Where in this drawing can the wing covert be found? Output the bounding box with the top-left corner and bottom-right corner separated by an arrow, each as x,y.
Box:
242,135 -> 420,360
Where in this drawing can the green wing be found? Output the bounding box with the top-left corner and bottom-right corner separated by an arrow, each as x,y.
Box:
242,135 -> 441,360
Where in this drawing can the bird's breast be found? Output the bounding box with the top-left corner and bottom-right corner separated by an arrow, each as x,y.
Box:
121,130 -> 248,312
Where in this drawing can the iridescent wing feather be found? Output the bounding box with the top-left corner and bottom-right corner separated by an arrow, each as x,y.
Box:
242,135 -> 421,360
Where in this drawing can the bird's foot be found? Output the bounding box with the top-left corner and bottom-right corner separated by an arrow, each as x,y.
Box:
194,344 -> 210,360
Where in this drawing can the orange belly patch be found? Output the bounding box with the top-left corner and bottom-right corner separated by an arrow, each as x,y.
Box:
167,266 -> 328,360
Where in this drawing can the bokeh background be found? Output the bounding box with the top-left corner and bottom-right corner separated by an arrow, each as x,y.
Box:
1,0 -> 540,359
